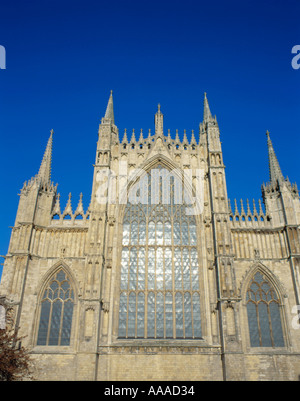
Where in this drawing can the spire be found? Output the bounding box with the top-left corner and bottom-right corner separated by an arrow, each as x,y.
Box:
103,90 -> 115,124
266,130 -> 284,184
203,92 -> 213,122
38,129 -> 53,187
122,129 -> 128,143
155,103 -> 163,135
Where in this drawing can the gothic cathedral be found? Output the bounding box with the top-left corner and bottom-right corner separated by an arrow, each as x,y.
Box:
1,92 -> 300,381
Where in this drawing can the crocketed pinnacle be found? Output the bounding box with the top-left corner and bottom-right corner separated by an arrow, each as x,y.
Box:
155,103 -> 163,135
104,90 -> 115,124
266,130 -> 284,184
38,129 -> 53,186
203,92 -> 213,122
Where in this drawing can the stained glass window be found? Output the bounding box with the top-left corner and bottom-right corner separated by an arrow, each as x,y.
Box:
37,269 -> 74,346
118,165 -> 202,339
246,271 -> 284,347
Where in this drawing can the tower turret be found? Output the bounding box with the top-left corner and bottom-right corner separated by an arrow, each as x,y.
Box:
262,131 -> 300,226
155,104 -> 163,136
15,130 -> 56,227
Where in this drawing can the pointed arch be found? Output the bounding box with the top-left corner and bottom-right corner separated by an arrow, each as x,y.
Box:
119,155 -> 202,227
117,162 -> 203,340
242,264 -> 285,348
36,262 -> 77,346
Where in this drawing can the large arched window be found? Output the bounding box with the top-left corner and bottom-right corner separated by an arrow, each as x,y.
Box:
118,165 -> 202,339
246,271 -> 284,347
37,269 -> 74,346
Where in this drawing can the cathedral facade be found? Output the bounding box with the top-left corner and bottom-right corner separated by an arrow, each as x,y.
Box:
1,92 -> 300,381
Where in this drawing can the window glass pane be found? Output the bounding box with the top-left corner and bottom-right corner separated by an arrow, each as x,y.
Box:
127,293 -> 136,338
156,247 -> 164,290
131,221 -> 138,245
139,222 -> 146,245
137,293 -> 145,338
118,292 -> 127,337
247,301 -> 260,347
138,248 -> 145,290
173,222 -> 181,245
182,248 -> 190,290
164,222 -> 172,245
184,293 -> 192,338
49,300 -> 62,345
156,222 -> 163,245
190,248 -> 199,290
147,293 -> 155,338
258,302 -> 272,347
181,222 -> 188,245
189,223 -> 197,244
120,248 -> 129,290
192,293 -> 201,338
60,300 -> 74,345
269,301 -> 284,347
37,300 -> 51,345
122,223 -> 130,245
156,293 -> 164,338
129,248 -> 137,290
148,221 -> 155,245
148,248 -> 155,290
175,293 -> 183,338
56,270 -> 66,282
165,292 -> 173,338
174,248 -> 182,290
164,248 -> 172,290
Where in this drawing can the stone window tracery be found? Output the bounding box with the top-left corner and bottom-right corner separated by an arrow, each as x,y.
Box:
246,271 -> 284,347
37,269 -> 74,346
118,165 -> 202,339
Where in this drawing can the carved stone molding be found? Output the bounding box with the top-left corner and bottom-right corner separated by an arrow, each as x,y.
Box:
98,345 -> 221,355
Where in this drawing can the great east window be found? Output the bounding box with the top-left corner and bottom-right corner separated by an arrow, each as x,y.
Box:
118,165 -> 202,339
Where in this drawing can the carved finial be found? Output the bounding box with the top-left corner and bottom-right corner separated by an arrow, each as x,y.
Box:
240,199 -> 245,215
130,129 -> 136,143
246,199 -> 251,216
183,129 -> 188,144
122,128 -> 128,143
63,193 -> 73,217
75,193 -> 84,216
228,199 -> 232,214
234,199 -> 239,215
155,103 -> 163,136
253,199 -> 258,215
258,199 -> 264,216
190,130 -> 196,145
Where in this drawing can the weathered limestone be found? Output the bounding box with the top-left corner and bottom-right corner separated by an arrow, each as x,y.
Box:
0,92 -> 299,381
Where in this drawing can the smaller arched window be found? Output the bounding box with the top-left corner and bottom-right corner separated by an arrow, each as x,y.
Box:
246,271 -> 284,347
37,269 -> 74,346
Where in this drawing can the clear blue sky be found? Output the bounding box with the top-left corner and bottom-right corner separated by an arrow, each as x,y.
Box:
0,0 -> 299,279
